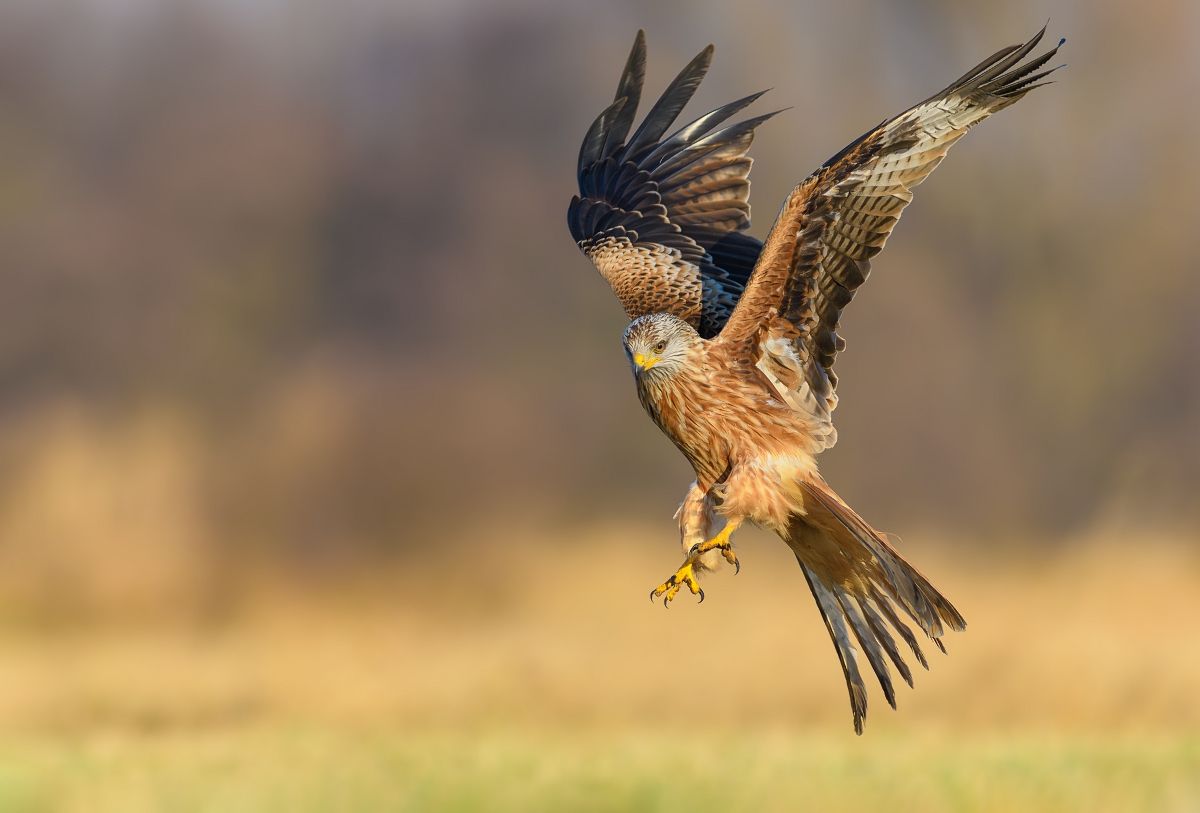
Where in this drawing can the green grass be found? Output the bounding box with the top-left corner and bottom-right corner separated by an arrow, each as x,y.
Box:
0,727 -> 1195,812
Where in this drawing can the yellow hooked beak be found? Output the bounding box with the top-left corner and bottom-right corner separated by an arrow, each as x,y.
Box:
633,353 -> 661,371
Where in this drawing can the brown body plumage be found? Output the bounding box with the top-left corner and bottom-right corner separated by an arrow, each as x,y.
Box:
628,315 -> 819,522
571,27 -> 1063,733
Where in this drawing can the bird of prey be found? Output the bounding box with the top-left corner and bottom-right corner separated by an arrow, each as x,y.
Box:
567,28 -> 1062,733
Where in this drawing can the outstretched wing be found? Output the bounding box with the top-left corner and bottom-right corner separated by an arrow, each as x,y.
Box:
567,31 -> 779,338
718,26 -> 1063,448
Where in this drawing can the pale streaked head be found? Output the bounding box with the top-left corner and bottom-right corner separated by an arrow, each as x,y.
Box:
622,313 -> 699,382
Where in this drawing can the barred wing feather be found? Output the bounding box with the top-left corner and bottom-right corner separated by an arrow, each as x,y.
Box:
719,25 -> 1063,449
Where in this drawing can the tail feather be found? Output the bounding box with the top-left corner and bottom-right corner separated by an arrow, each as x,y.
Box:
804,483 -> 943,633
834,585 -> 897,710
788,478 -> 965,734
796,556 -> 868,735
868,585 -> 929,671
803,479 -> 966,636
855,593 -> 914,689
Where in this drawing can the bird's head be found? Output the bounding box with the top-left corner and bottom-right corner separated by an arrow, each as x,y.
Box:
622,313 -> 699,382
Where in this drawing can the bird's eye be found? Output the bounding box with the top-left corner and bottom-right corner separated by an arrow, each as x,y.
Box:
653,341 -> 666,353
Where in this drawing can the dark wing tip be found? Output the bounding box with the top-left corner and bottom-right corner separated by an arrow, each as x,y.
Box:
639,88 -> 773,172
948,24 -> 1066,101
621,32 -> 648,102
689,107 -> 789,147
577,96 -> 628,180
621,41 -> 717,160
602,31 -> 650,160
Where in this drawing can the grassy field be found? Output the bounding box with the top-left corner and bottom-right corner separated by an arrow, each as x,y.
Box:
0,527 -> 1196,811
0,728 -> 1197,812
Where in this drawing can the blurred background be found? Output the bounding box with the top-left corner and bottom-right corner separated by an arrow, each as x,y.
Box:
0,0 -> 1197,808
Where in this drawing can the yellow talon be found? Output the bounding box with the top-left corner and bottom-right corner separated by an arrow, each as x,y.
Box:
688,521 -> 742,573
650,562 -> 703,607
651,520 -> 743,606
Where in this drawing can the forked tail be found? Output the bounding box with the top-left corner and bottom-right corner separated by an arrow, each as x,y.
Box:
789,478 -> 965,734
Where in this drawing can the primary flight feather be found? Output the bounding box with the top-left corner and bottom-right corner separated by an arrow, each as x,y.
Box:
567,26 -> 1063,734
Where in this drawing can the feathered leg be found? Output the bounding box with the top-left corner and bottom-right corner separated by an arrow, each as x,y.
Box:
651,484 -> 741,606
674,480 -> 716,552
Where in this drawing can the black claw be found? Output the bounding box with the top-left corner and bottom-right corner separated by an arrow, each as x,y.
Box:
649,589 -> 657,602
688,543 -> 699,556
697,588 -> 705,603
734,559 -> 741,575
663,596 -> 670,609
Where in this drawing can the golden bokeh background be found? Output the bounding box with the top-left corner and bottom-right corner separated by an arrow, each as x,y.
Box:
0,0 -> 1197,808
